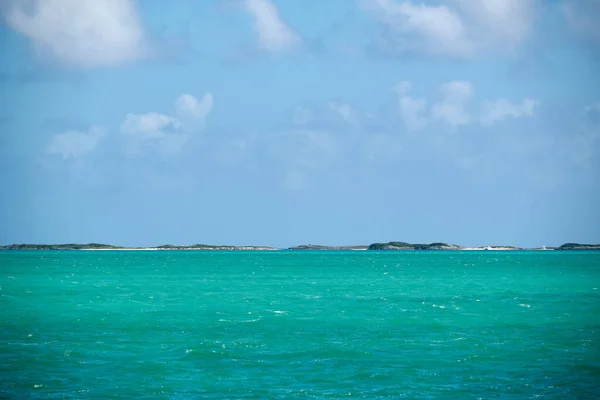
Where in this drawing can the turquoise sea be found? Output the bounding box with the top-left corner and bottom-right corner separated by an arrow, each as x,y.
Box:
1,250 -> 599,399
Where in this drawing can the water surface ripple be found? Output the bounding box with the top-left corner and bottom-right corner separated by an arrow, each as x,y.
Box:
1,251 -> 599,398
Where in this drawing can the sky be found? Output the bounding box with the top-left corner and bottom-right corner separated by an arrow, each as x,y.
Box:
0,0 -> 599,248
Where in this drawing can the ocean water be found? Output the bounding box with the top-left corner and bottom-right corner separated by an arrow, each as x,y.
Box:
1,251 -> 599,399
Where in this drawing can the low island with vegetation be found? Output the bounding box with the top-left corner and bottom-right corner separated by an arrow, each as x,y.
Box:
555,243 -> 600,250
0,243 -> 278,251
367,242 -> 464,250
288,244 -> 369,250
0,243 -> 126,251
1,242 -> 599,251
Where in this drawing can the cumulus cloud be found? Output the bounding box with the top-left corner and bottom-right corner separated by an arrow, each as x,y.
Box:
175,93 -> 214,123
245,0 -> 302,52
121,93 -> 213,157
431,81 -> 474,127
3,0 -> 149,68
480,98 -> 538,126
362,0 -> 537,57
395,81 -> 428,131
46,126 -> 107,160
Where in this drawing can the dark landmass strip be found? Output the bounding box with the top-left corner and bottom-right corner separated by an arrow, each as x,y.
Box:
0,243 -> 125,250
0,243 -> 278,251
288,245 -> 369,250
556,243 -> 600,250
1,242 -> 599,251
368,242 -> 464,250
154,244 -> 278,250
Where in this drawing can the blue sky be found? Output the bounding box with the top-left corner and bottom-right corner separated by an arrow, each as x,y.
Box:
0,0 -> 599,248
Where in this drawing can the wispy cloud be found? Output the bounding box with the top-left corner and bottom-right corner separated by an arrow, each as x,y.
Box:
480,98 -> 538,126
395,81 -> 428,131
121,113 -> 183,141
361,0 -> 538,58
363,0 -> 471,57
431,81 -> 474,128
329,101 -> 363,129
46,126 -> 107,160
245,0 -> 302,52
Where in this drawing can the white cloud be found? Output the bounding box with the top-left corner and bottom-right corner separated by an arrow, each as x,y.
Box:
364,0 -> 471,56
431,81 -> 474,127
120,93 -> 213,156
46,126 -> 107,160
329,102 -> 353,121
480,98 -> 538,126
121,113 -> 182,140
175,93 -> 214,124
362,0 -> 537,57
3,0 -> 148,68
454,0 -> 537,48
329,102 -> 362,128
439,81 -> 474,103
245,0 -> 302,52
395,81 -> 428,131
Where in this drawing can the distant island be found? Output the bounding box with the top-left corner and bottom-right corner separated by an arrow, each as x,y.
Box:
1,242 -> 599,251
288,245 -> 369,250
0,243 -> 278,251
